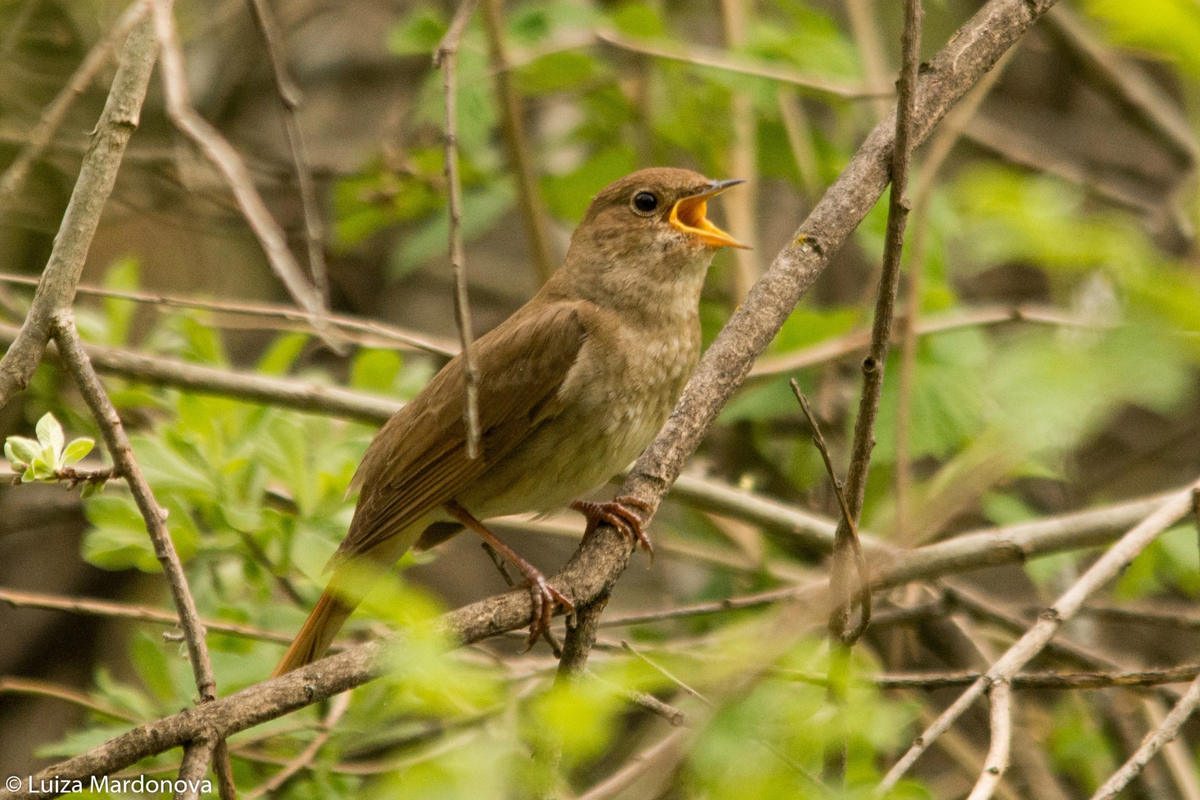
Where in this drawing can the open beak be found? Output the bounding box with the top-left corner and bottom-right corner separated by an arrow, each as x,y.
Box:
669,178 -> 750,249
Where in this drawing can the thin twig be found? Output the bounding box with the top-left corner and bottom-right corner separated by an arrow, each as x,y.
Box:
0,273 -> 456,355
789,380 -> 870,642
750,303 -> 1107,377
0,0 -> 153,207
778,663 -> 1200,690
150,0 -> 330,339
480,0 -> 555,284
0,676 -> 137,722
434,0 -> 483,460
1090,674 -> 1200,800
576,728 -> 689,800
721,0 -> 759,302
594,29 -> 878,100
876,479 -> 1200,795
0,323 -> 402,424
967,679 -> 1012,800
245,0 -> 330,305
829,0 -> 921,643
9,464 -> 119,489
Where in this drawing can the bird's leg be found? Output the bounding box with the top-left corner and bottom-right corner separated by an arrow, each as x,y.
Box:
571,496 -> 654,561
444,500 -> 574,649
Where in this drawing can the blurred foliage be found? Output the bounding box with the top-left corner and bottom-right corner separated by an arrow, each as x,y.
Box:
6,0 -> 1200,796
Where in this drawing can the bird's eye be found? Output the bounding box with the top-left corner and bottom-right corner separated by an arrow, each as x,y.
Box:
632,191 -> 659,214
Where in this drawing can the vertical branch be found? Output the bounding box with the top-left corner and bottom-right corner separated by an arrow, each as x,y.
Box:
895,48 -> 1014,546
777,88 -> 821,204
721,0 -> 759,302
481,0 -> 556,284
831,0 -> 922,633
823,0 -> 921,779
0,0 -> 152,207
435,0 -> 484,459
967,679 -> 1013,800
245,0 -> 330,305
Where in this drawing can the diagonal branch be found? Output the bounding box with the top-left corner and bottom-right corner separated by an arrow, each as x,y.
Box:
245,0 -> 330,304
149,0 -> 330,335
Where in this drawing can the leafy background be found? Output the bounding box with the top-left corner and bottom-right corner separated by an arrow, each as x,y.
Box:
0,0 -> 1199,797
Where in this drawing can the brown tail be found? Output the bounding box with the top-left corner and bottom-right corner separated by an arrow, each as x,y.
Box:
271,590 -> 355,678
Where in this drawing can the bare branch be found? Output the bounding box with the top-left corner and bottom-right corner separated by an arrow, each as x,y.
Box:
1090,675 -> 1200,800
594,29 -> 878,100
245,0 -> 330,304
876,480 -> 1200,794
0,586 -> 295,646
0,273 -> 457,356
967,680 -> 1012,800
434,0 -> 484,460
0,323 -> 402,424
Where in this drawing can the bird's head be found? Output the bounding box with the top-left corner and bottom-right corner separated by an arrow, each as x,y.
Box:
559,168 -> 746,311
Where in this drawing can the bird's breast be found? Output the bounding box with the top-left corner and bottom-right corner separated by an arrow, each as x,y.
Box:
459,319 -> 700,518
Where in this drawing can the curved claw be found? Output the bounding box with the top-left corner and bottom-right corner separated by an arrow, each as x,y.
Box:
524,574 -> 574,651
571,496 -> 655,561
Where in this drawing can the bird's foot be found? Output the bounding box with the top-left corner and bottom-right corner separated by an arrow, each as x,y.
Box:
571,496 -> 654,561
516,565 -> 574,651
444,500 -> 573,651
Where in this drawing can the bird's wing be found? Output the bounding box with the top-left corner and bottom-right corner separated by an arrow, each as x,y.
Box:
334,301 -> 589,561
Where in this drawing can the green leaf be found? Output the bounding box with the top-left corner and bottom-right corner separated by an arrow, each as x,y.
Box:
257,332 -> 309,376
130,631 -> 175,702
388,6 -> 447,56
390,181 -> 517,277
36,412 -> 65,459
103,256 -> 140,346
5,436 -> 40,466
351,349 -> 403,393
62,438 -> 94,467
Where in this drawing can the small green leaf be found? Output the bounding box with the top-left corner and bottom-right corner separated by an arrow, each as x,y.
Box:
5,436 -> 39,466
30,456 -> 54,480
62,438 -> 94,467
257,332 -> 310,376
351,349 -> 403,393
80,481 -> 103,499
35,412 -> 65,458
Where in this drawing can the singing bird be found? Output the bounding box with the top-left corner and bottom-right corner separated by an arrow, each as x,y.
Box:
273,168 -> 745,676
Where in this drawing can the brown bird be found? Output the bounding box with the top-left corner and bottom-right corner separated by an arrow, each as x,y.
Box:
273,168 -> 745,676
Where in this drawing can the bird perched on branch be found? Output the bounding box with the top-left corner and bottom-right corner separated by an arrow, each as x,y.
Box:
273,168 -> 745,676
